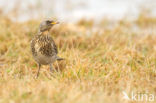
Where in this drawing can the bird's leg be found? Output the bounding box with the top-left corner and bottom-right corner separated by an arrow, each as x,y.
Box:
36,63 -> 41,78
49,64 -> 53,72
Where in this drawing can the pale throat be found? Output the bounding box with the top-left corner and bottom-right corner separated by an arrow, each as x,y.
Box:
41,30 -> 49,35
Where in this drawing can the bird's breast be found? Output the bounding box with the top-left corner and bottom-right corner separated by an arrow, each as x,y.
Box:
31,34 -> 57,65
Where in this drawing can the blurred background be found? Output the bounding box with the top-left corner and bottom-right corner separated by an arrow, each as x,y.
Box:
0,0 -> 155,22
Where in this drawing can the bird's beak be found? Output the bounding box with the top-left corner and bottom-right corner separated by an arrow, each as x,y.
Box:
51,21 -> 59,25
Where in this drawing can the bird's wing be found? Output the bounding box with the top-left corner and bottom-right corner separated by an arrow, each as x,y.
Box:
50,37 -> 58,55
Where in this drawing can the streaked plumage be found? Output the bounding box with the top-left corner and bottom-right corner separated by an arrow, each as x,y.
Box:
31,20 -> 63,77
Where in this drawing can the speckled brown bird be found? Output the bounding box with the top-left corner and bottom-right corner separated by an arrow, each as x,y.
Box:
31,20 -> 63,77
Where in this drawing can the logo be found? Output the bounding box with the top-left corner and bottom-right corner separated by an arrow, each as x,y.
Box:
122,91 -> 155,102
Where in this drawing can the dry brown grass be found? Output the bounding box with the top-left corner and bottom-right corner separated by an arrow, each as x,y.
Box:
0,13 -> 156,103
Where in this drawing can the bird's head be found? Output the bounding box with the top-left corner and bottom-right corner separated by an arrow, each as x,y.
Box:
39,20 -> 59,32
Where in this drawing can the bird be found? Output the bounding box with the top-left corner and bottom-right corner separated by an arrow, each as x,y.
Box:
31,19 -> 64,78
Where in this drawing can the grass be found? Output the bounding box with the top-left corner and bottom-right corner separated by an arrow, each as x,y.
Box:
0,13 -> 156,103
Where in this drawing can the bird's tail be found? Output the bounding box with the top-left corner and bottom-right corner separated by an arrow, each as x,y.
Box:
56,56 -> 64,61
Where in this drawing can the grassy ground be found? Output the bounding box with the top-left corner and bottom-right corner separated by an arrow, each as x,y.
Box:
0,13 -> 156,103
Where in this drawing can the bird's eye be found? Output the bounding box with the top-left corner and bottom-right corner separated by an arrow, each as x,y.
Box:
46,20 -> 52,24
